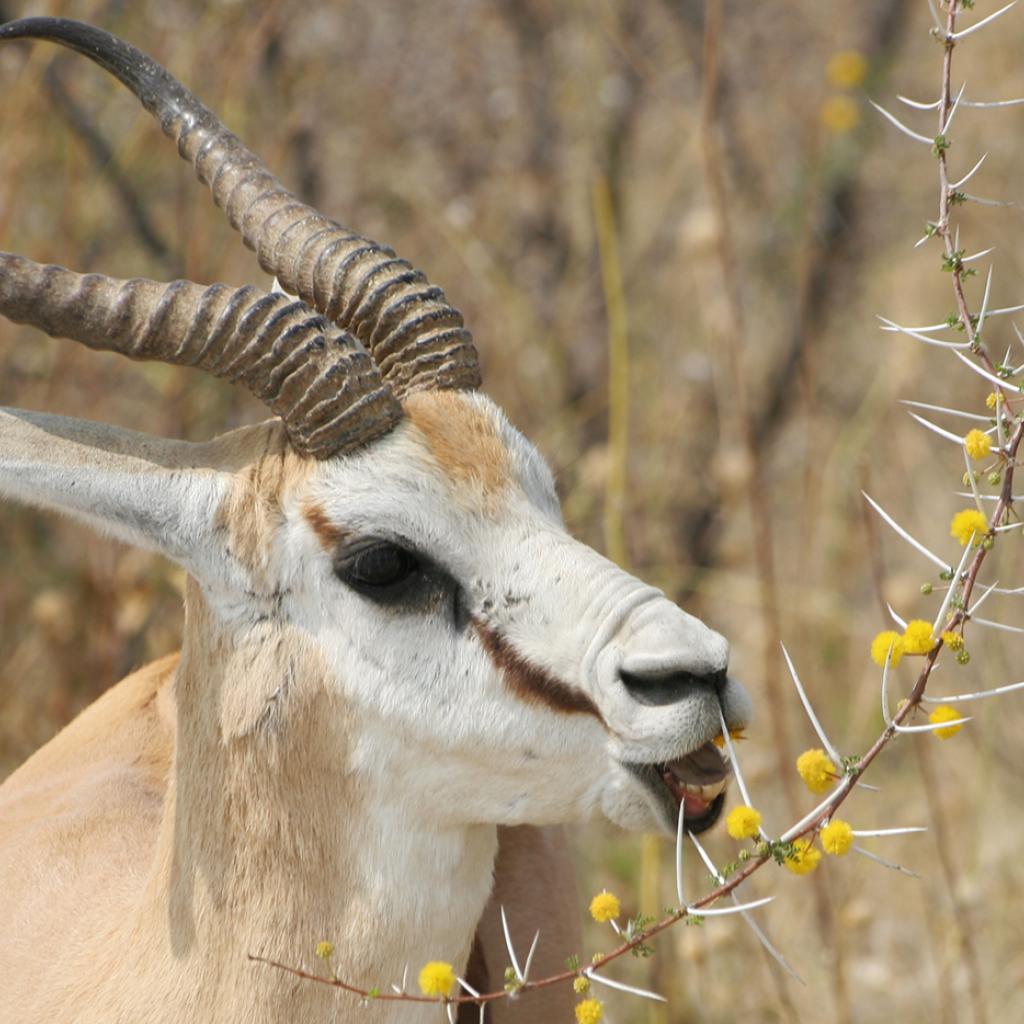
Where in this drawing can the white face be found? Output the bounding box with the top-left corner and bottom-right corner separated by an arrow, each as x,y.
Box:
257,390 -> 752,837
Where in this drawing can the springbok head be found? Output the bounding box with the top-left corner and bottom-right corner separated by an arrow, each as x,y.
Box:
0,19 -> 751,838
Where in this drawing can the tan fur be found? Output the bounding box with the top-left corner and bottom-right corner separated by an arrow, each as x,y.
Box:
404,391 -> 512,504
461,827 -> 581,1024
215,424 -> 313,581
0,585 -> 376,1021
0,645 -> 576,1023
0,403 -> 579,1023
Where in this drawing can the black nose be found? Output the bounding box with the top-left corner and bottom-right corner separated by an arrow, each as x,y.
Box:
619,667 -> 728,707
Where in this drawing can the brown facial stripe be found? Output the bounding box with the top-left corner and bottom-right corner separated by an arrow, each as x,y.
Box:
474,620 -> 605,725
304,502 -> 346,551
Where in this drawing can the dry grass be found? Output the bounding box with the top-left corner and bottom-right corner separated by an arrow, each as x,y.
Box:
2,1 -> 1023,1020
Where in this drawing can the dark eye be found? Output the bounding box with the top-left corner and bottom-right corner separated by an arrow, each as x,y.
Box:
335,539 -> 421,597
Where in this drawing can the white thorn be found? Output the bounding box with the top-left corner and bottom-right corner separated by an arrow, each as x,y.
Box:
731,892 -> 804,983
910,411 -> 968,443
690,896 -> 774,917
499,906 -> 524,982
584,968 -> 667,1003
899,399 -> 991,423
977,265 -> 994,336
781,644 -> 841,764
952,349 -> 1020,391
852,827 -> 927,837
880,319 -> 951,334
933,539 -> 975,634
967,578 -> 1000,616
977,301 -> 1024,319
962,246 -> 995,265
881,644 -> 895,729
962,443 -> 986,518
862,492 -> 949,570
852,844 -> 921,878
523,930 -> 540,982
898,93 -> 941,110
962,97 -> 1024,108
879,316 -> 972,349
894,716 -> 972,734
950,152 -> 988,189
717,708 -> 766,838
963,193 -> 1022,208
389,964 -> 409,995
688,830 -> 725,884
457,977 -> 482,999
675,799 -> 687,908
869,99 -> 934,144
970,615 -> 1024,634
780,776 -> 854,843
920,679 -> 1024,703
941,81 -> 968,135
887,603 -> 908,630
950,1 -> 1018,41
955,492 -> 1024,505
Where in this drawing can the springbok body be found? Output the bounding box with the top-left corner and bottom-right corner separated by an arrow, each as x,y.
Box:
0,19 -> 751,1024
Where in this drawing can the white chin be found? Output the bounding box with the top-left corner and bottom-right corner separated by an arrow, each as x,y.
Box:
600,771 -> 671,835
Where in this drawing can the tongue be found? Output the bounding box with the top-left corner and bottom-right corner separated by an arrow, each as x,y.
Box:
682,791 -> 711,816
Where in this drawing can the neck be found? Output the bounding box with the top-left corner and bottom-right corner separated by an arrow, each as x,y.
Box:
137,581 -> 497,1020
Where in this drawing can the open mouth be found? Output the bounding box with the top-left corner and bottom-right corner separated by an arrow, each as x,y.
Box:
626,741 -> 732,834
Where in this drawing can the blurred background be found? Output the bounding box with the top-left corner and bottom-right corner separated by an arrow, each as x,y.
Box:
1,1 -> 1023,1020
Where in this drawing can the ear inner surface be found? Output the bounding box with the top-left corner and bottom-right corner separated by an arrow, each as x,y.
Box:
0,407 -> 234,570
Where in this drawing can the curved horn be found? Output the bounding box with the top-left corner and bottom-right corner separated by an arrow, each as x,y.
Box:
0,253 -> 401,459
0,17 -> 481,397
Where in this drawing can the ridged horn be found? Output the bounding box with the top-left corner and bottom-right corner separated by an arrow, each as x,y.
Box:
0,253 -> 402,459
0,17 -> 482,397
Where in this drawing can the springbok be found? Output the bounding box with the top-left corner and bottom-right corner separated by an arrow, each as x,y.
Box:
0,17 -> 751,1024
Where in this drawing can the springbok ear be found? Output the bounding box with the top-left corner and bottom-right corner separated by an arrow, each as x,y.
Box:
0,407 -> 235,574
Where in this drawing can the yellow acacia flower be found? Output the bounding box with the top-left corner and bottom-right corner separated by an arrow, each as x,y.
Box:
929,704 -> 965,739
820,819 -> 854,856
796,748 -> 836,794
950,508 -> 988,547
418,961 -> 456,997
315,940 -> 334,960
575,997 -> 605,1024
821,95 -> 860,135
589,890 -> 621,923
902,619 -> 935,655
726,805 -> 762,840
964,429 -> 992,460
827,49 -> 868,88
784,838 -> 822,876
986,391 -> 999,409
870,630 -> 905,668
713,727 -> 746,748
573,976 -> 591,995
941,630 -> 964,651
